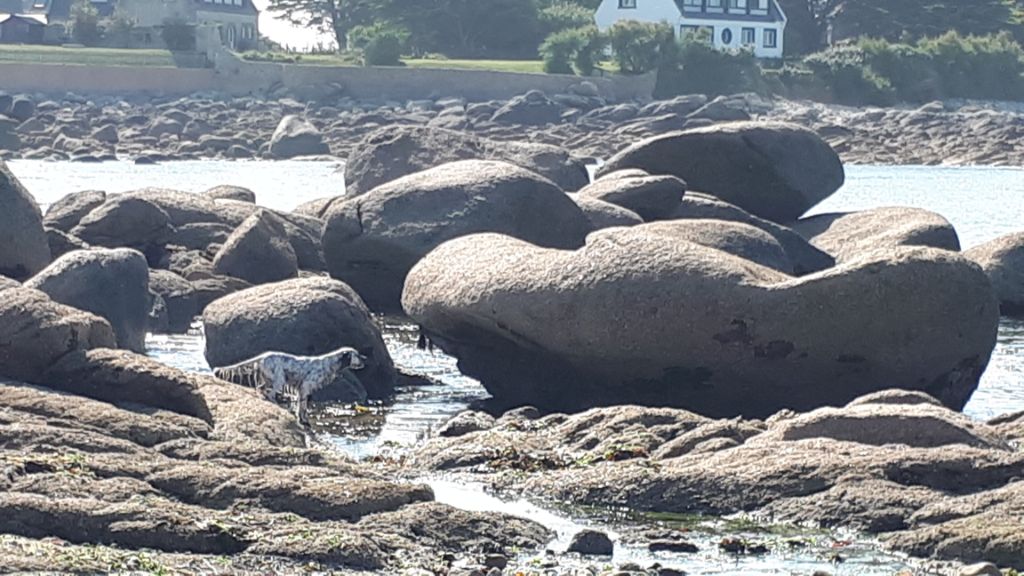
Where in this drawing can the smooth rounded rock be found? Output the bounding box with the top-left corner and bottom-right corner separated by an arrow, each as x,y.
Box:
43,189 -> 106,232
670,192 -> 834,275
70,196 -> 175,255
26,248 -> 150,353
203,277 -> 396,399
596,122 -> 844,223
203,185 -> 256,203
269,115 -> 329,159
568,529 -> 614,556
403,232 -> 999,417
593,219 -> 794,274
212,210 -> 298,285
344,126 -> 589,196
965,231 -> 1024,316
577,174 -> 686,221
324,160 -> 590,312
569,195 -> 644,231
0,285 -> 116,382
0,160 -> 50,280
793,207 -> 961,263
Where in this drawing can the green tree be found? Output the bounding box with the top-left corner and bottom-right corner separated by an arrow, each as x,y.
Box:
538,1 -> 594,37
607,20 -> 674,74
161,17 -> 196,51
266,0 -> 375,51
376,0 -> 542,59
69,0 -> 101,46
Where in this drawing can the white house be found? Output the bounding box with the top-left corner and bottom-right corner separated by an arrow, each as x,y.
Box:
595,0 -> 787,58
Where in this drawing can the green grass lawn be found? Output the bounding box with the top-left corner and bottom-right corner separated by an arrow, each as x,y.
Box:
401,58 -> 545,73
244,52 -> 546,73
0,45 -> 178,67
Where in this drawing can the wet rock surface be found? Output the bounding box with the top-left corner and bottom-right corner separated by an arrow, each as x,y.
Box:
0,358 -> 552,573
411,392 -> 1024,569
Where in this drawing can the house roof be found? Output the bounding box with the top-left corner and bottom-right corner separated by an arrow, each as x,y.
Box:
674,0 -> 785,23
193,0 -> 258,15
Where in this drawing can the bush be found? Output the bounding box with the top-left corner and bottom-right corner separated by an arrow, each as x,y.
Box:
607,20 -> 675,75
574,26 -> 606,76
799,31 -> 1024,104
161,18 -> 195,51
69,0 -> 101,46
540,27 -> 586,74
350,23 -> 407,66
656,34 -> 765,97
803,44 -> 895,105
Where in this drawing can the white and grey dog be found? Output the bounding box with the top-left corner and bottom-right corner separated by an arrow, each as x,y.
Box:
212,347 -> 366,424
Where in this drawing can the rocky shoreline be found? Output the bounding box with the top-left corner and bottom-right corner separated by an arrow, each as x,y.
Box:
1,91 -> 1024,575
1,89 -> 1023,167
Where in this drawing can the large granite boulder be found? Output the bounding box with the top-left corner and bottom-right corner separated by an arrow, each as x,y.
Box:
403,231 -> 999,418
793,207 -> 961,263
0,286 -> 116,382
490,90 -> 564,126
594,220 -> 794,274
269,115 -> 329,159
964,232 -> 1024,316
344,126 -> 589,196
577,174 -> 686,221
26,248 -> 150,353
203,277 -> 396,399
70,195 -> 175,256
595,122 -> 845,223
149,269 -> 200,333
203,185 -> 256,203
43,189 -> 106,232
670,192 -> 834,275
0,160 -> 51,280
324,160 -> 590,312
44,227 -> 89,259
212,210 -> 298,285
569,195 -> 644,231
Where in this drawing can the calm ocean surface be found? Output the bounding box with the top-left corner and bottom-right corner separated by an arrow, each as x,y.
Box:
9,160 -> 1023,423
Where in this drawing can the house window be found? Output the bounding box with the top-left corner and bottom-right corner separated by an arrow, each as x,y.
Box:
682,0 -> 702,10
728,0 -> 747,10
705,0 -> 723,10
721,28 -> 732,45
752,0 -> 768,11
681,25 -> 712,43
741,27 -> 755,45
618,0 -> 637,8
764,28 -> 777,48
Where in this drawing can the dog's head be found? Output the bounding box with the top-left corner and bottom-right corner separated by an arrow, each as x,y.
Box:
336,347 -> 367,371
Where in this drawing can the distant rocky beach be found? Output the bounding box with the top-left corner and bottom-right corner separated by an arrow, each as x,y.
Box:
2,88 -> 1023,167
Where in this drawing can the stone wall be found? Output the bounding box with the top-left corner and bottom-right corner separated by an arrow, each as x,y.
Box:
0,62 -> 219,95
